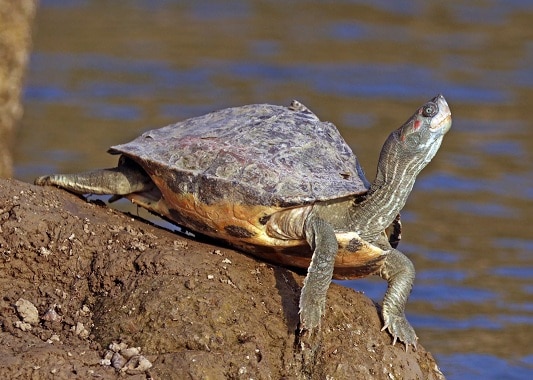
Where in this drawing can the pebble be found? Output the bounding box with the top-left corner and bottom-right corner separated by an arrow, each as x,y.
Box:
101,341 -> 153,375
13,320 -> 32,331
71,322 -> 90,339
120,347 -> 141,359
46,334 -> 61,344
42,305 -> 61,323
109,341 -> 128,352
122,355 -> 153,375
111,352 -> 127,370
15,298 -> 39,325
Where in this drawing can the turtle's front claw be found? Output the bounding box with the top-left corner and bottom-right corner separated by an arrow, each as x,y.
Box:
298,297 -> 325,333
382,311 -> 418,350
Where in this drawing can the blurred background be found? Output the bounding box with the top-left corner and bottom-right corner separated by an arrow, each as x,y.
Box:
10,1 -> 533,379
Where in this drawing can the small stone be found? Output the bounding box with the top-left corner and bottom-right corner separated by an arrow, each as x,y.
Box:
13,320 -> 32,331
111,352 -> 127,370
207,274 -> 214,280
220,278 -> 237,288
15,298 -> 39,325
103,350 -> 114,361
78,304 -> 91,317
54,289 -> 68,299
122,355 -> 153,375
42,305 -> 61,323
109,341 -> 128,352
72,322 -> 89,339
46,334 -> 61,344
173,240 -> 188,250
120,347 -> 141,360
39,246 -> 52,257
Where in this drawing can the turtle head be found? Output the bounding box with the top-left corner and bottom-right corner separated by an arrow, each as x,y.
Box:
373,94 -> 452,193
396,94 -> 452,159
353,95 -> 451,240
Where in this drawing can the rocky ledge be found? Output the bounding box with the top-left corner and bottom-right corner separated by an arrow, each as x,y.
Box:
0,179 -> 444,379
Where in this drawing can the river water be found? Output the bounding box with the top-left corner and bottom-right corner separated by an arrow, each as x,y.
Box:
14,1 -> 533,379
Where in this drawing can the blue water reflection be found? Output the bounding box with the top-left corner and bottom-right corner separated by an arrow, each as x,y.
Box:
412,314 -> 501,330
418,173 -> 488,193
413,284 -> 495,306
495,238 -> 533,252
26,52 -> 213,100
342,277 -> 495,306
418,172 -> 533,201
438,353 -> 533,380
492,267 -> 533,279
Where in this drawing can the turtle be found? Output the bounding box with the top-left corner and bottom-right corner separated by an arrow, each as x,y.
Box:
35,94 -> 452,349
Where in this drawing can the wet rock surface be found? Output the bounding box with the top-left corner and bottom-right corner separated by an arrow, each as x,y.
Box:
0,178 -> 445,379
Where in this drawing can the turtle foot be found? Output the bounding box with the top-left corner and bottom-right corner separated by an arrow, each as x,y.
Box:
381,311 -> 418,350
298,299 -> 325,333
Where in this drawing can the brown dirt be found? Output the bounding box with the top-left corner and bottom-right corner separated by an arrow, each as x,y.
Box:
0,178 -> 445,379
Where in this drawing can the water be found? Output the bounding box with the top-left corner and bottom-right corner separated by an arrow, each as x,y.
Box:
14,1 -> 533,378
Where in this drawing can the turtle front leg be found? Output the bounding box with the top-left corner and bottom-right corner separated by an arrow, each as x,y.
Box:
299,216 -> 338,331
379,248 -> 417,349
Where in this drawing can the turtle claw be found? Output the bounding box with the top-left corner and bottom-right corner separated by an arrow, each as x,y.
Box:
298,298 -> 325,334
382,312 -> 418,351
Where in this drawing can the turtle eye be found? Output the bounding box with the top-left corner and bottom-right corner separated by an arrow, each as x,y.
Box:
422,102 -> 438,117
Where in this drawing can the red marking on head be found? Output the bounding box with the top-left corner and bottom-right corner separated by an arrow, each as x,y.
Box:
413,120 -> 421,130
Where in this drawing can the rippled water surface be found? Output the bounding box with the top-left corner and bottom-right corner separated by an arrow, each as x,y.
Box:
14,1 -> 533,379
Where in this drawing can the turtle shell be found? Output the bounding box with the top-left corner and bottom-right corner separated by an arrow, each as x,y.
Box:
110,102 -> 368,209
108,102 -> 379,276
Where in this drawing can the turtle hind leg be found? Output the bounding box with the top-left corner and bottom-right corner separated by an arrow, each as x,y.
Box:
379,248 -> 418,350
35,156 -> 154,196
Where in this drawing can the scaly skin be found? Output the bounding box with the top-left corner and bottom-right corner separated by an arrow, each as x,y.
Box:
300,94 -> 451,349
356,95 -> 450,348
35,156 -> 153,196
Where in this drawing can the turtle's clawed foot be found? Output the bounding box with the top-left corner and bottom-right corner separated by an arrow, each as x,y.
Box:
298,292 -> 326,334
382,311 -> 418,351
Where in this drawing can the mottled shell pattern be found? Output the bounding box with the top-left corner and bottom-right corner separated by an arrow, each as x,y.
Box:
110,102 -> 368,209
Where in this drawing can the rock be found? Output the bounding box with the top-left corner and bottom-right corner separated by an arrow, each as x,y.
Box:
15,298 -> 39,325
41,305 -> 62,323
71,322 -> 90,339
13,320 -> 32,332
0,178 -> 445,379
122,355 -> 153,375
120,347 -> 141,359
111,352 -> 126,370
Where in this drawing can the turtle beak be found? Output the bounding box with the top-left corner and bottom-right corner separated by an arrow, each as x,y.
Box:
429,94 -> 452,134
